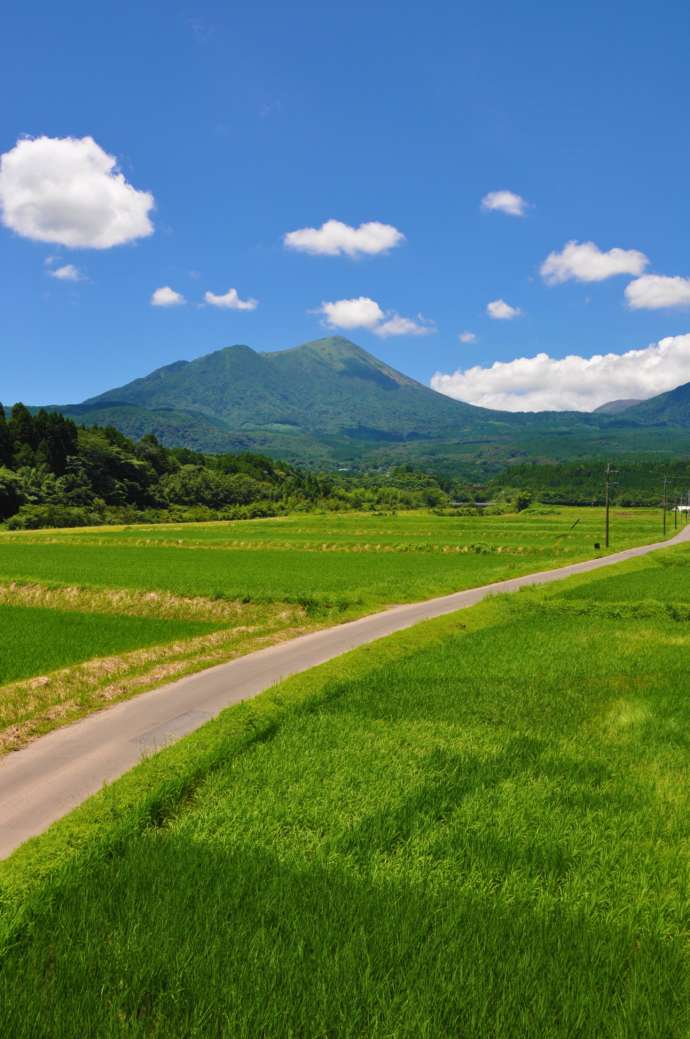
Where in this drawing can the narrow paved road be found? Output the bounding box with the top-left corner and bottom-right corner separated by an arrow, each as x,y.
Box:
2,524 -> 689,860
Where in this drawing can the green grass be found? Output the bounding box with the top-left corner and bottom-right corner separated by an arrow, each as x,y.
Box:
0,507 -> 668,612
562,544 -> 690,604
0,507 -> 671,749
0,541 -> 553,608
7,504 -> 665,550
0,605 -> 219,684
0,548 -> 687,1037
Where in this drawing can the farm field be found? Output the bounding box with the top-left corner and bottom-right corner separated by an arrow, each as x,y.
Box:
0,507 -> 667,608
4,504 -> 665,554
0,543 -> 687,1037
0,605 -> 219,685
0,507 -> 670,749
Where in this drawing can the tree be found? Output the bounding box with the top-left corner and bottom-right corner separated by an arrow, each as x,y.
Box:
0,467 -> 23,519
9,403 -> 35,447
0,405 -> 12,467
33,410 -> 78,475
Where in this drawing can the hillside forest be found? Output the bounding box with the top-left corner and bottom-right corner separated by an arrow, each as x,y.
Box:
1,403 -> 688,529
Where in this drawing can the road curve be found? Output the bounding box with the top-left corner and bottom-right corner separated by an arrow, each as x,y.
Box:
2,523 -> 689,860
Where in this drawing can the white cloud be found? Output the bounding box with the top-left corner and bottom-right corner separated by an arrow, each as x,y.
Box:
317,297 -> 384,330
487,298 -> 522,320
541,240 -> 648,285
480,190 -> 528,217
284,219 -> 404,258
625,274 -> 690,310
48,263 -> 84,281
430,333 -> 690,412
459,331 -> 476,343
204,287 -> 257,310
0,136 -> 154,248
151,286 -> 185,307
316,297 -> 433,337
373,314 -> 434,338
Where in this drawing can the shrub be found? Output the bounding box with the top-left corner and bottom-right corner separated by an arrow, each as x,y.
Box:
5,504 -> 102,530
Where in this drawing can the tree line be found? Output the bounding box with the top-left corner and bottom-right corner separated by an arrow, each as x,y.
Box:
489,460 -> 690,506
0,404 -> 465,528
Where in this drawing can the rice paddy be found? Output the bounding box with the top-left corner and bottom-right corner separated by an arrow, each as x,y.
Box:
0,543 -> 687,1037
0,507 -> 673,750
0,604 -> 219,685
0,506 -> 666,610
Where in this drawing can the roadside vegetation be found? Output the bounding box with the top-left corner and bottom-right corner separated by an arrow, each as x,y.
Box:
1,546 -> 687,1037
0,591 -> 309,752
0,507 -> 670,750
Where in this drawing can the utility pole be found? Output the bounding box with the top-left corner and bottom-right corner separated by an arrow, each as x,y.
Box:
662,475 -> 669,537
604,462 -> 617,548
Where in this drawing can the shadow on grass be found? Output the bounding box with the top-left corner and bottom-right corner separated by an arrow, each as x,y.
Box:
0,835 -> 685,1039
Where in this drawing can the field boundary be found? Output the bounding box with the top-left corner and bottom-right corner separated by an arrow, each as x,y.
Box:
1,520 -> 689,863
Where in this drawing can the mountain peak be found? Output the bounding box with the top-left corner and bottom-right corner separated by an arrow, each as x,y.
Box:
271,336 -> 373,360
80,335 -> 479,442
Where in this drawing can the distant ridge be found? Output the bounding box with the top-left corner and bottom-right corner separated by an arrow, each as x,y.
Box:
592,398 -> 643,415
622,381 -> 690,427
37,337 -> 690,473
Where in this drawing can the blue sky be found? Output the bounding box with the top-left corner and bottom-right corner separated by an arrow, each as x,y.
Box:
2,0 -> 690,411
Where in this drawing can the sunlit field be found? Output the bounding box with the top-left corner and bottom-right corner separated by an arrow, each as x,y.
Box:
1,543 -> 687,1037
0,508 -> 672,749
0,605 -> 218,685
0,507 -> 668,609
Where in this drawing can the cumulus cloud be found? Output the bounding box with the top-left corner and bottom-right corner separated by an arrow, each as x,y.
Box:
430,333 -> 690,412
480,190 -> 528,217
48,263 -> 84,281
459,331 -> 477,343
541,240 -> 648,285
316,297 -> 433,337
487,298 -> 522,320
625,274 -> 690,310
204,287 -> 258,310
373,314 -> 435,338
317,297 -> 384,330
284,219 -> 405,258
151,286 -> 185,307
0,136 -> 154,248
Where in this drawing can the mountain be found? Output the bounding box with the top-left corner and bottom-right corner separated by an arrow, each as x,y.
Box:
42,337 -> 690,475
592,398 -> 643,415
83,337 -> 488,439
622,381 -> 690,427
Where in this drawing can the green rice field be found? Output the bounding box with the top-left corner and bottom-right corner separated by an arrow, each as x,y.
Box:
0,506 -> 676,750
0,605 -> 218,685
0,542 -> 688,1037
0,507 -> 669,611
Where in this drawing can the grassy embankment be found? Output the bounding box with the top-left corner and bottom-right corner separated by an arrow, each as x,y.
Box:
0,507 -> 669,749
0,542 -> 688,1037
